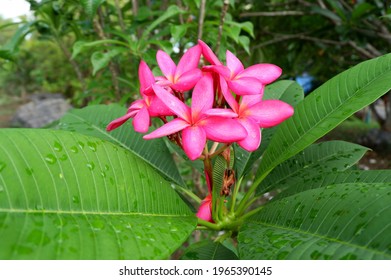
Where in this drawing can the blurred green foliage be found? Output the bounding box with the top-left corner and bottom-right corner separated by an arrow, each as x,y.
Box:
0,0 -> 390,105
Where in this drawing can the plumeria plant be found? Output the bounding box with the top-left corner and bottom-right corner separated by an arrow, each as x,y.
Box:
107,41 -> 294,227
1,40 -> 391,260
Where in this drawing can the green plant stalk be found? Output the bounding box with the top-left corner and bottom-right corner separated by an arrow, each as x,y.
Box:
235,171 -> 270,216
230,176 -> 243,214
175,185 -> 202,204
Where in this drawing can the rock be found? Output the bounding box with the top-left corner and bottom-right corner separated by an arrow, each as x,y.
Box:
11,94 -> 72,128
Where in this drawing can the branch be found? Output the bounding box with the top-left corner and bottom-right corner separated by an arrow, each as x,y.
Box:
240,10 -> 306,17
215,0 -> 229,54
197,0 -> 206,40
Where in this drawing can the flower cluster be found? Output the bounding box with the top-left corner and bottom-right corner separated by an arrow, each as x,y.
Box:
107,40 -> 294,222
107,40 -> 293,158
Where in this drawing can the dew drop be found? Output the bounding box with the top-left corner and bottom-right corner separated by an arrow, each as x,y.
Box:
25,168 -> 34,176
87,141 -> 97,152
86,162 -> 95,170
0,162 -> 7,172
53,141 -> 63,152
45,154 -> 57,165
59,173 -> 64,179
70,146 -> 78,153
0,185 -> 4,192
72,195 -> 80,204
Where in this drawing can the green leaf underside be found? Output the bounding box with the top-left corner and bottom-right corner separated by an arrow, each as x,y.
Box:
234,80 -> 304,179
0,129 -> 196,259
181,240 -> 238,260
257,140 -> 369,195
256,53 -> 391,186
57,104 -> 185,187
275,169 -> 391,200
239,183 -> 391,260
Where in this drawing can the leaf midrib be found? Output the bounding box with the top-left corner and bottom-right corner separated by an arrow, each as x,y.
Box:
260,61 -> 391,177
0,208 -> 194,217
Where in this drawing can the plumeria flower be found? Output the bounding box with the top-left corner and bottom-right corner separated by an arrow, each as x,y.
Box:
156,44 -> 203,92
143,75 -> 248,160
221,77 -> 294,151
199,40 -> 282,96
196,194 -> 213,222
106,61 -> 172,133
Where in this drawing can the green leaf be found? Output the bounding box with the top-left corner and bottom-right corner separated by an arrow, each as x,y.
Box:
238,183 -> 391,259
0,49 -> 15,61
170,25 -> 189,43
0,129 -> 196,259
91,48 -> 125,75
257,141 -> 369,195
181,240 -> 238,260
4,22 -> 34,51
140,5 -> 183,41
255,53 -> 391,188
275,170 -> 391,201
72,40 -> 128,59
80,0 -> 106,18
238,35 -> 250,54
234,80 -> 304,179
57,104 -> 185,187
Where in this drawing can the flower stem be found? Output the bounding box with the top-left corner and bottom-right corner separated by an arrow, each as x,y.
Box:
197,218 -> 221,230
230,176 -> 243,214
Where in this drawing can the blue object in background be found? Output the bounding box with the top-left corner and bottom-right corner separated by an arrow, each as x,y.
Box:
295,72 -> 315,94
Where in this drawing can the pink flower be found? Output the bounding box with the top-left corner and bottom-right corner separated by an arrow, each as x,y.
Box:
143,75 -> 248,160
196,194 -> 213,222
156,45 -> 203,92
106,61 -> 172,133
199,40 -> 281,96
221,78 -> 294,151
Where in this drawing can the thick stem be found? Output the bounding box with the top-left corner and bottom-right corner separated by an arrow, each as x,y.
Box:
215,0 -> 229,55
94,9 -> 122,101
197,0 -> 206,40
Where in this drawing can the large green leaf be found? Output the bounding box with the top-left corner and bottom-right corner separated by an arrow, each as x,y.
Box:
0,129 -> 196,259
255,53 -> 391,187
181,240 -> 238,260
234,80 -> 304,179
57,104 -> 185,187
238,183 -> 391,260
274,170 -> 391,200
257,141 -> 369,195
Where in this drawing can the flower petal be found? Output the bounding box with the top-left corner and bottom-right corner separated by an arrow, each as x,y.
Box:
201,117 -> 247,142
152,85 -> 191,121
176,44 -> 201,77
191,75 -> 214,121
204,108 -> 238,118
106,111 -> 137,131
238,63 -> 282,85
228,77 -> 264,95
226,50 -> 244,77
171,68 -> 203,92
138,61 -> 155,95
148,95 -> 174,117
237,118 -> 261,152
196,194 -> 213,222
239,95 -> 262,111
182,126 -> 206,160
143,118 -> 190,139
248,100 -> 294,128
205,65 -> 231,79
220,77 -> 239,112
198,40 -> 222,65
156,50 -> 177,81
132,106 -> 151,133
